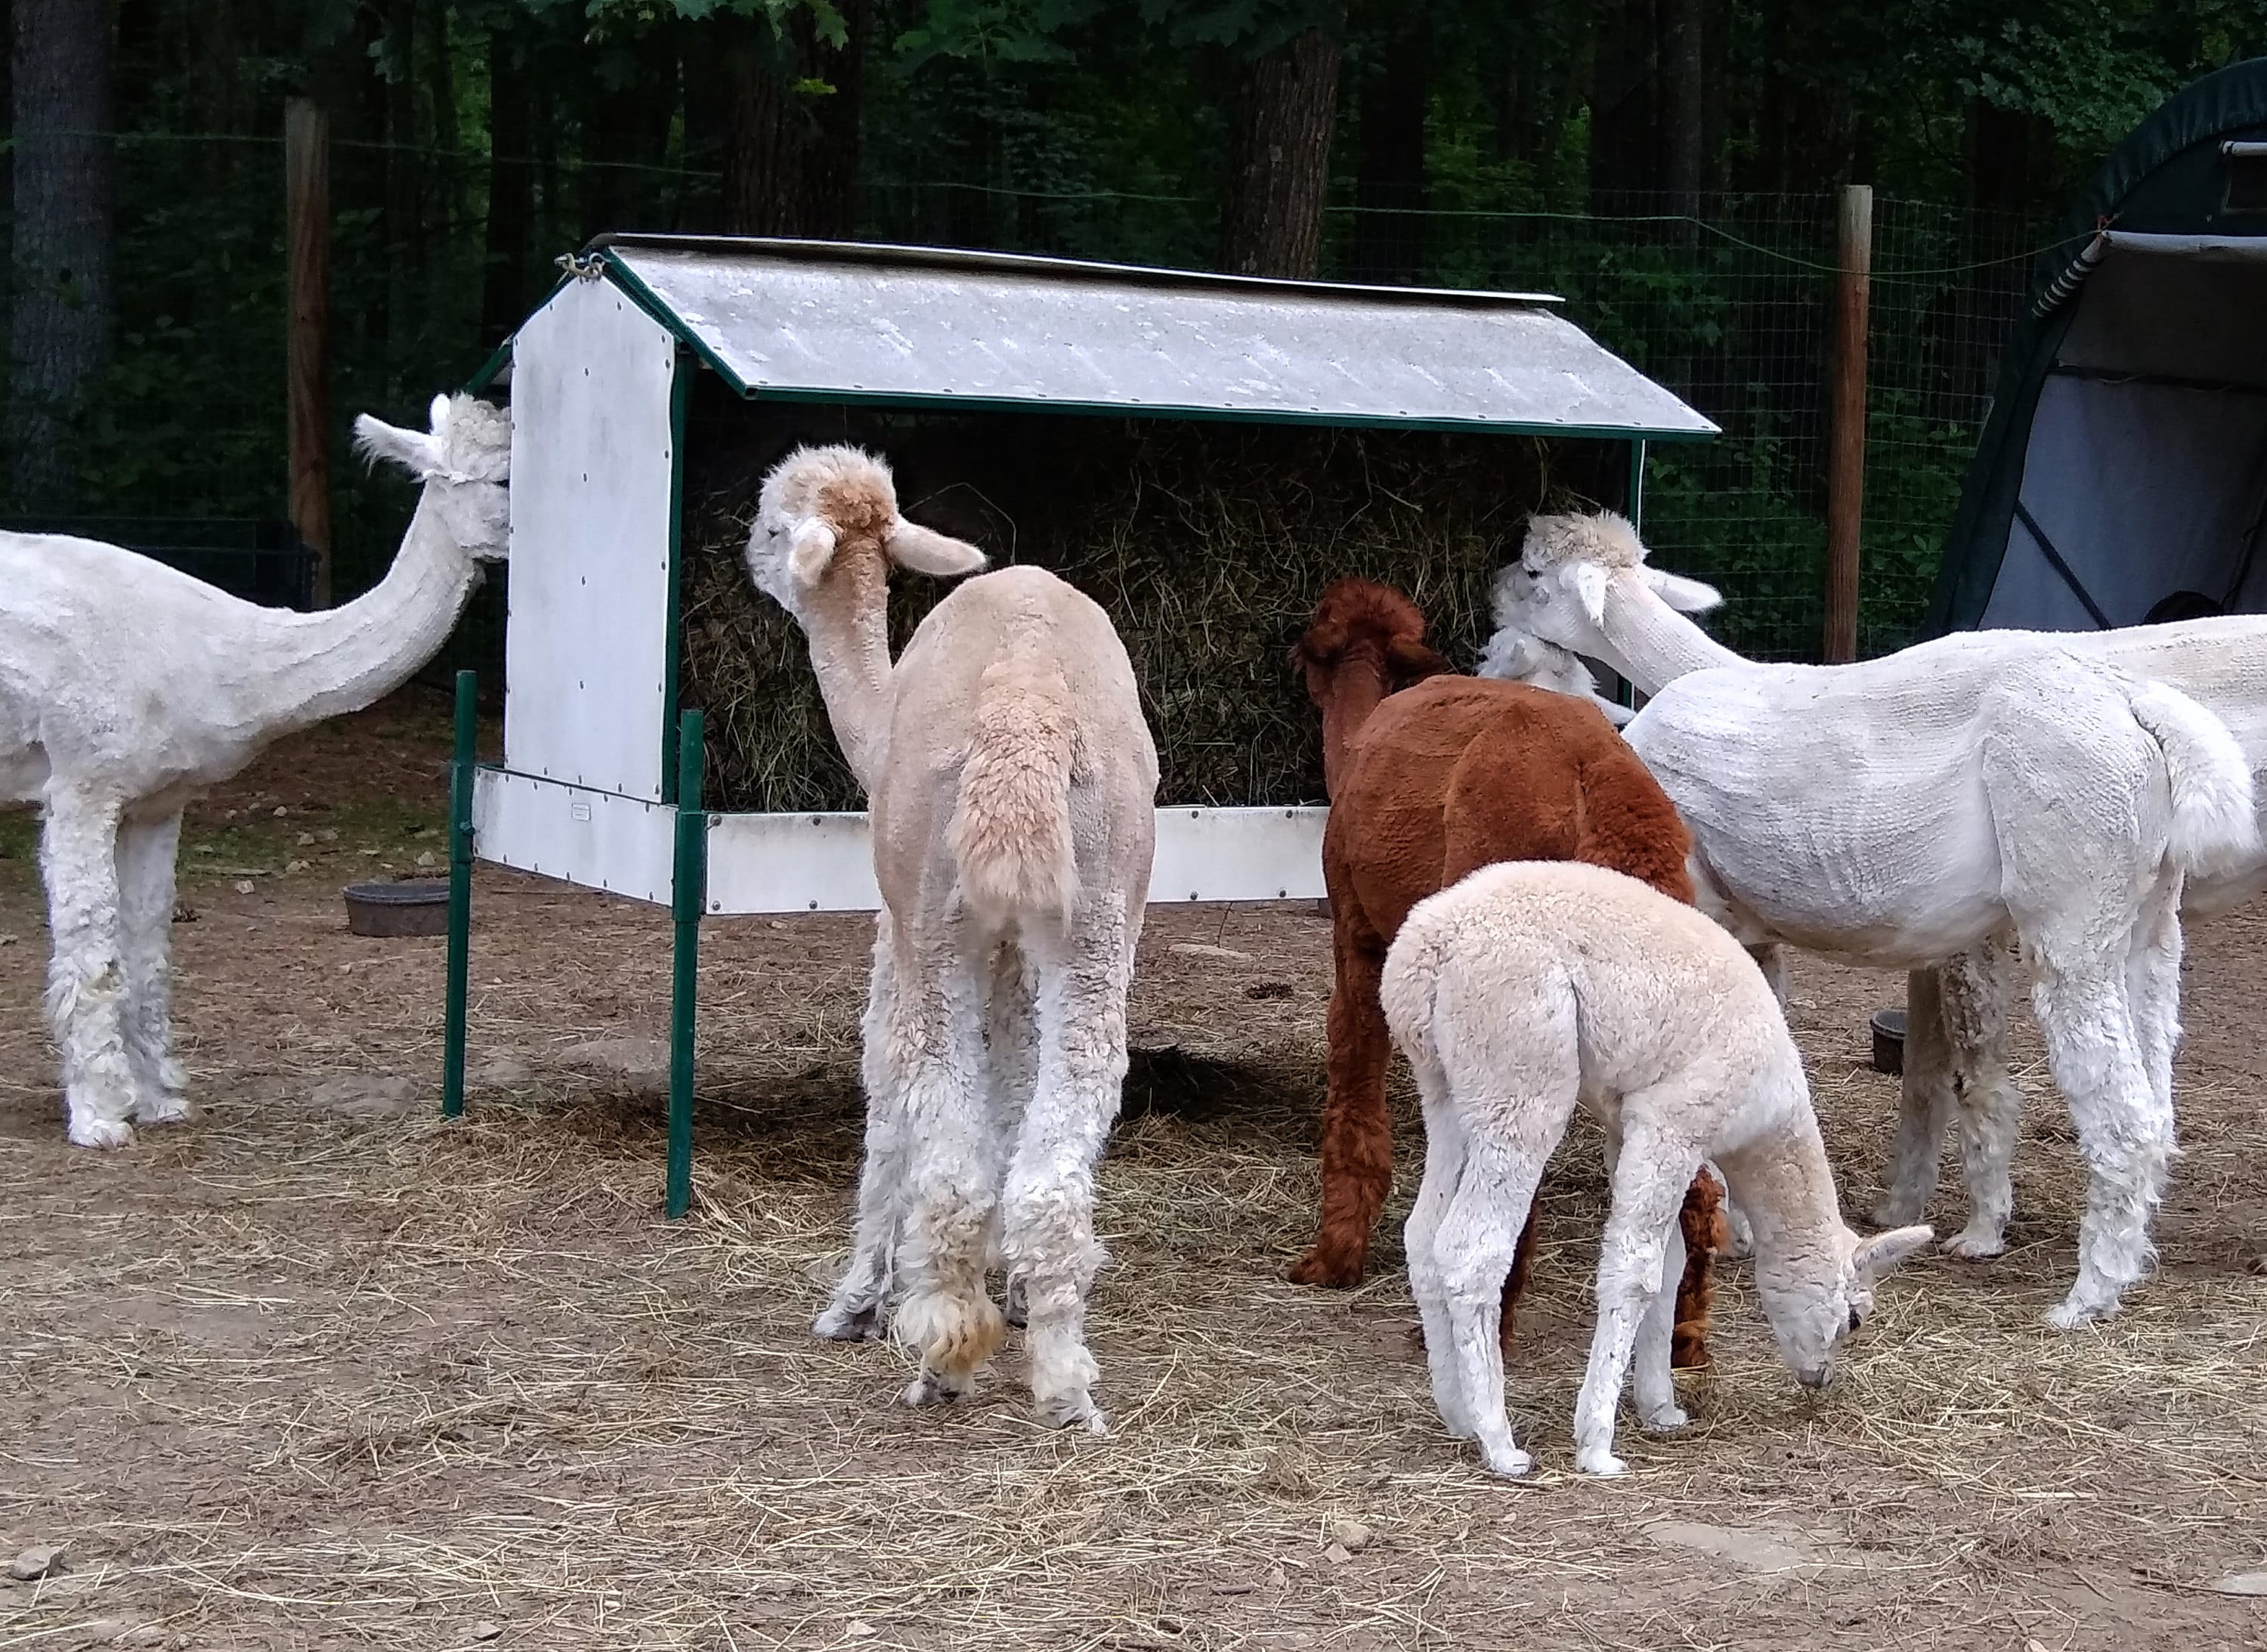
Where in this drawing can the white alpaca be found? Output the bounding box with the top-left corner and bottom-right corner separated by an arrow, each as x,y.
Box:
1482,512 -> 2255,1326
1885,613 -> 2267,1252
1383,860 -> 1931,1478
0,394 -> 510,1149
744,445 -> 1158,1432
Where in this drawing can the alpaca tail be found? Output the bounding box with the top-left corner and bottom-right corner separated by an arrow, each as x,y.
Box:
2121,678 -> 2259,877
1379,893 -> 1458,1077
949,657 -> 1081,925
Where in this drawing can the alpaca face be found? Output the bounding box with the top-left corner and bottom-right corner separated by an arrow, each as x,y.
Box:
352,393 -> 512,561
1753,1222 -> 1931,1388
744,444 -> 985,623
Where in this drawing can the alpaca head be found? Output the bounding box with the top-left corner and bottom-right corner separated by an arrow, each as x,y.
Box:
1475,565 -> 1634,726
1289,578 -> 1450,797
1495,510 -> 1720,660
744,444 -> 985,624
1751,1221 -> 1931,1389
352,393 -> 512,561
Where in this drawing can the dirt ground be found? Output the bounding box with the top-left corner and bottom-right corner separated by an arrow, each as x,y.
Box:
3,682 -> 2265,1651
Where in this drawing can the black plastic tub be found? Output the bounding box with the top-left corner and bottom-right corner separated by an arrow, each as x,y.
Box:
344,879 -> 450,938
1870,1007 -> 1907,1075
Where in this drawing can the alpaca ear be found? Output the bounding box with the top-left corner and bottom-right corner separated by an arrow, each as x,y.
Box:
352,413 -> 441,478
1647,569 -> 1724,613
886,520 -> 987,577
1387,636 -> 1452,685
1595,695 -> 1637,727
1853,1224 -> 1933,1279
788,518 -> 839,586
1570,561 -> 1613,629
428,392 -> 453,438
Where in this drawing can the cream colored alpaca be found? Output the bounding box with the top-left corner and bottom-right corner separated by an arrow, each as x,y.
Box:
1481,512 -> 2255,1326
1383,860 -> 1930,1478
0,394 -> 509,1147
745,445 -> 1158,1432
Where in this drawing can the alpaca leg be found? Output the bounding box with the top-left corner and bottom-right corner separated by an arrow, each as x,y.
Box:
41,788 -> 138,1149
1433,1144 -> 1546,1477
983,939 -> 1041,1329
1001,898 -> 1132,1433
1876,967 -> 1952,1227
2028,953 -> 2167,1328
2124,874 -> 2185,1128
816,917 -> 911,1342
1403,1045 -> 1476,1438
1631,1217 -> 1690,1434
892,938 -> 1004,1403
1575,1109 -> 1703,1477
1944,937 -> 2023,1259
1291,911 -> 1393,1287
1669,1165 -> 1724,1369
117,809 -> 191,1126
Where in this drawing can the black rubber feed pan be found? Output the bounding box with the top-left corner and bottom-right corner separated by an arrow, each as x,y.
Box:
1871,1007 -> 1907,1075
345,879 -> 450,938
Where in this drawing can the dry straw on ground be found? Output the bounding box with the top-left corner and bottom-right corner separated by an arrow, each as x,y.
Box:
678,405 -> 1614,814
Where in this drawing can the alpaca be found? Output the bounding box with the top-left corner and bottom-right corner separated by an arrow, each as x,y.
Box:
1881,608 -> 2267,1257
0,394 -> 511,1149
1483,512 -> 2256,1325
744,444 -> 1158,1433
1287,580 -> 1727,1367
1381,859 -> 1932,1477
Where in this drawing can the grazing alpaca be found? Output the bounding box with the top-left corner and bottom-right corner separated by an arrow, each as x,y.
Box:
0,394 -> 510,1147
1384,860 -> 1932,1477
745,445 -> 1158,1432
1485,512 -> 2255,1325
1286,579 -> 1726,1369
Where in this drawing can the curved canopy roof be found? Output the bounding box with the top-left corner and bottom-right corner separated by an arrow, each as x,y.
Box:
499,235 -> 1715,442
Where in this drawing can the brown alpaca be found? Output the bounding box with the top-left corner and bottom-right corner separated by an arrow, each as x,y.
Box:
1288,577 -> 1723,1366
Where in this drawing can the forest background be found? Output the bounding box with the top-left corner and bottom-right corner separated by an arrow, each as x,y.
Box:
8,0 -> 2267,659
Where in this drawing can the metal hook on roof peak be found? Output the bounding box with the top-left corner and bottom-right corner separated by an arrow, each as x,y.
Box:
556,252 -> 606,283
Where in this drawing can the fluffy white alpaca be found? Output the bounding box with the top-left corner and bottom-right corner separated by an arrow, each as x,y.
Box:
1481,512 -> 2255,1326
1474,616 -> 1634,725
0,394 -> 509,1148
1382,860 -> 1930,1478
745,445 -> 1158,1432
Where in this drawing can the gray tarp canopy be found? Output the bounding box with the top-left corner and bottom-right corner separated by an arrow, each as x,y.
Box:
1930,60 -> 2267,633
526,235 -> 1718,442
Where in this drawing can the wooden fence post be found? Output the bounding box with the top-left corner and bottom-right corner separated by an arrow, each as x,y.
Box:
286,98 -> 333,607
1823,183 -> 1871,664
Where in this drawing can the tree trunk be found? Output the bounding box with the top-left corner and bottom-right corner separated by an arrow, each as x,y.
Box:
718,2 -> 867,238
481,20 -> 532,348
1659,0 -> 1704,218
580,21 -> 679,242
1218,23 -> 1345,280
1588,0 -> 1655,210
1351,1 -> 1427,286
8,0 -> 115,511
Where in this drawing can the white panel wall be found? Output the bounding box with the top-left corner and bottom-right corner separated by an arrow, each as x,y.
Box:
504,279 -> 679,800
474,771 -> 675,904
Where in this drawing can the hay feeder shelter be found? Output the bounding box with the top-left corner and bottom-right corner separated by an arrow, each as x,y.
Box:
439,237 -> 1715,1213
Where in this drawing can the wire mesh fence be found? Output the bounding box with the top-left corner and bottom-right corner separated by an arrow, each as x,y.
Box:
2,133 -> 2055,667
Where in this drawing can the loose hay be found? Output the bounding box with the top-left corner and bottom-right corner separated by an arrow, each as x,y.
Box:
678,391 -> 1622,813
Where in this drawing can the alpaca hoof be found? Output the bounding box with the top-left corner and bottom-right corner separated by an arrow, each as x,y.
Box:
1038,1394 -> 1108,1434
1640,1404 -> 1690,1432
1576,1449 -> 1628,1478
1870,1191 -> 1926,1229
1943,1227 -> 2006,1261
1479,1443 -> 1533,1479
901,1373 -> 969,1408
1288,1247 -> 1365,1288
68,1115 -> 135,1150
1003,1279 -> 1028,1331
2045,1297 -> 2117,1331
132,1091 -> 195,1128
813,1301 -> 883,1342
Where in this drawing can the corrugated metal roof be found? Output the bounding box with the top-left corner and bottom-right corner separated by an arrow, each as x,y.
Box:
578,236 -> 1717,441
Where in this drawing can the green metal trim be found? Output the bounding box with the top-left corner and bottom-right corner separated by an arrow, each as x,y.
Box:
1618,441 -> 1646,710
441,670 -> 478,1119
595,251 -> 1716,444
464,338 -> 514,395
665,710 -> 708,1220
660,350 -> 691,805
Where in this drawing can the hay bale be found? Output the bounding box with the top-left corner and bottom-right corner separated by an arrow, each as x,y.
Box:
679,388 -> 1621,814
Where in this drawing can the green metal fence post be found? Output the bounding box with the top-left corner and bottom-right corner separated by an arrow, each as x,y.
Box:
441,669 -> 477,1119
1619,439 -> 1647,712
666,709 -> 708,1219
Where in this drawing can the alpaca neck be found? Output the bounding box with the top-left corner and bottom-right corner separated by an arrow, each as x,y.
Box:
1715,1098 -> 1841,1262
258,486 -> 481,732
798,550 -> 895,794
1318,657 -> 1390,800
1594,577 -> 1744,695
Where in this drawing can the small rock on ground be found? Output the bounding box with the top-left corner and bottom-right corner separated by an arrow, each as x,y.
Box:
1326,1517 -> 1373,1553
560,1036 -> 670,1093
307,1074 -> 421,1118
8,1545 -> 65,1581
469,1621 -> 504,1642
1644,1521 -> 1823,1576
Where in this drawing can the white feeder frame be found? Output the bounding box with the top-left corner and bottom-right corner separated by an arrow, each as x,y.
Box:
436,236 -> 1716,1214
